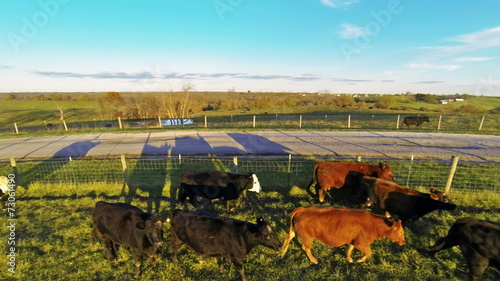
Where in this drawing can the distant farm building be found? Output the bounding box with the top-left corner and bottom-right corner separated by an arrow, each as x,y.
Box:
439,98 -> 465,104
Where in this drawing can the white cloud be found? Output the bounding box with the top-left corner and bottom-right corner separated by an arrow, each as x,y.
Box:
321,0 -> 359,8
420,26 -> 500,57
455,57 -> 493,62
338,23 -> 368,39
406,63 -> 462,71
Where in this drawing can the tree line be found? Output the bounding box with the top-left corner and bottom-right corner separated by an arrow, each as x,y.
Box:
2,89 -> 487,120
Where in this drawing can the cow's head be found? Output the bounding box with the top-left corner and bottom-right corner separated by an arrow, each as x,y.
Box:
382,212 -> 405,246
254,217 -> 281,250
376,163 -> 395,180
246,173 -> 262,193
429,187 -> 451,203
136,213 -> 164,248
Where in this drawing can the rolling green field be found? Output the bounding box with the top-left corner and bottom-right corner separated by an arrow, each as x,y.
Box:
1,158 -> 499,280
2,94 -> 499,133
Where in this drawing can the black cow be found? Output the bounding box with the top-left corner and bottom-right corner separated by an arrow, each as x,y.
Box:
178,170 -> 261,208
402,116 -> 430,128
360,176 -> 457,222
169,209 -> 281,281
426,218 -> 500,281
92,202 -> 164,278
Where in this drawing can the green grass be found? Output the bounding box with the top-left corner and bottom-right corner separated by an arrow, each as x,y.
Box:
1,100 -> 98,128
1,156 -> 499,280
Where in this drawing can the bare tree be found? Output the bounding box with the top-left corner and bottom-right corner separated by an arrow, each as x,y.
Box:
56,105 -> 67,120
162,82 -> 194,119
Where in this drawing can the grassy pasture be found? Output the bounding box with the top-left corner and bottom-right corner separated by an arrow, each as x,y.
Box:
1,158 -> 499,280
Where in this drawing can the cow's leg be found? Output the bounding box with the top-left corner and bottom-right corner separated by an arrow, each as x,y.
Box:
280,229 -> 296,258
353,244 -> 371,262
170,231 -> 182,263
461,246 -> 488,281
232,260 -> 247,281
317,188 -> 325,203
131,250 -> 142,278
346,244 -> 355,263
301,238 -> 318,264
189,195 -> 199,208
100,236 -> 117,261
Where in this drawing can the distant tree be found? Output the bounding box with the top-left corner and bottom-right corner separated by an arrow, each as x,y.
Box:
104,92 -> 124,105
336,95 -> 356,107
376,95 -> 398,109
4,93 -> 15,100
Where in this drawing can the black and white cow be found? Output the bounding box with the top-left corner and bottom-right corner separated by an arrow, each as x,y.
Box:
426,217 -> 500,281
169,209 -> 281,281
0,176 -> 10,209
92,201 -> 164,278
178,170 -> 261,208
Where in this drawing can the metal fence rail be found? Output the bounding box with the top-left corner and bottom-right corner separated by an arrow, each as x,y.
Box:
2,113 -> 499,134
1,155 -> 499,194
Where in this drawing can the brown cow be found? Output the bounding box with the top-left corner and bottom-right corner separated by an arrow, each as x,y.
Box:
280,206 -> 405,264
308,162 -> 395,203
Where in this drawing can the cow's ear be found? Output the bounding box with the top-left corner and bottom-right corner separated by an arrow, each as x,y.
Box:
378,162 -> 384,169
384,211 -> 392,219
430,193 -> 439,200
136,221 -> 147,230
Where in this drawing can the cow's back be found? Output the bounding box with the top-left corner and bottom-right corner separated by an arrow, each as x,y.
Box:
93,202 -> 144,243
170,210 -> 246,257
454,218 -> 500,260
292,207 -> 386,247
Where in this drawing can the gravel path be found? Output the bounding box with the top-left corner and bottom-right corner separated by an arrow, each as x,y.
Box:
0,131 -> 499,161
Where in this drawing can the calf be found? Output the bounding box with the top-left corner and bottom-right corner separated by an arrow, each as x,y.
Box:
179,170 -> 261,208
92,201 -> 164,278
426,218 -> 500,281
308,161 -> 395,203
169,209 -> 281,281
281,206 -> 405,264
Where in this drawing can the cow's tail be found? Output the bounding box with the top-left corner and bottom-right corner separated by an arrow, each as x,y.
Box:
305,163 -> 320,197
280,208 -> 301,258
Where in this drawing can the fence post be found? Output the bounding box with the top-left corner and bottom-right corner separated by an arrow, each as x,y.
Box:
478,115 -> 485,131
158,116 -> 162,127
356,155 -> 362,162
396,115 -> 400,129
406,155 -> 414,187
14,123 -> 19,134
437,115 -> 442,130
118,117 -> 123,129
299,115 -> 302,128
120,154 -> 128,183
204,116 -> 207,128
10,158 -> 21,186
287,154 -> 292,186
444,156 -> 459,194
253,115 -> 256,128
324,115 -> 327,122
62,120 -> 68,131
233,156 -> 238,173
347,115 -> 351,128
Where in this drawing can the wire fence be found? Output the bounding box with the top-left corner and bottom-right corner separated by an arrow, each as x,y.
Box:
2,155 -> 499,195
2,113 -> 500,134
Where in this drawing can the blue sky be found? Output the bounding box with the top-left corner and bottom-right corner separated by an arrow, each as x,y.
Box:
1,0 -> 499,95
